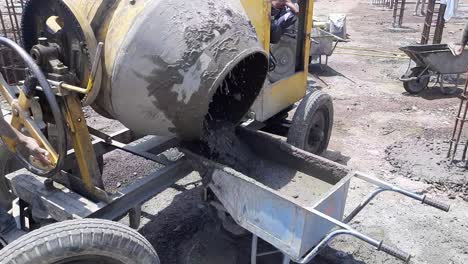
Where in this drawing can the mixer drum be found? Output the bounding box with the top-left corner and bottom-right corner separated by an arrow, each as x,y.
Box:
21,0 -> 268,139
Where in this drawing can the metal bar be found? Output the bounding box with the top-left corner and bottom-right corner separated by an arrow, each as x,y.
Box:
433,4 -> 446,44
8,0 -> 20,44
88,126 -> 178,166
85,42 -> 103,92
393,0 -> 399,27
297,229 -> 411,263
450,96 -> 468,161
0,10 -> 7,37
4,0 -> 17,43
421,0 -> 436,44
343,188 -> 385,223
88,159 -> 192,220
63,95 -> 106,194
251,235 -> 258,264
53,170 -> 111,203
355,172 -> 450,211
282,255 -> 291,264
398,0 -> 406,27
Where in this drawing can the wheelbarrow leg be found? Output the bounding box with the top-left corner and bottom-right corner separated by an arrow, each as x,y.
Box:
282,255 -> 291,264
251,234 -> 258,264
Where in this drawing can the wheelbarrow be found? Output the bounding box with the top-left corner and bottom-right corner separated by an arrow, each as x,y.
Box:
399,44 -> 468,95
309,28 -> 345,66
183,126 -> 450,263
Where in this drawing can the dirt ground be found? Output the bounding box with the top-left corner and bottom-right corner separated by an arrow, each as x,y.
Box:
1,0 -> 467,263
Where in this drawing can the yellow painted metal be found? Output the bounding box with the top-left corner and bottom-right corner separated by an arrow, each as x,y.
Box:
0,80 -> 58,164
63,95 -> 105,190
252,0 -> 315,122
59,0 -> 102,106
241,0 -> 271,51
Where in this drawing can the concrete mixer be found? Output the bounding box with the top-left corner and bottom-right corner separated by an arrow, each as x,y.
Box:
0,0 -> 451,263
21,0 -> 269,139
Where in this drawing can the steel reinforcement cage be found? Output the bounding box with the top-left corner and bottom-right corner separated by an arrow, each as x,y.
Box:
0,0 -> 25,85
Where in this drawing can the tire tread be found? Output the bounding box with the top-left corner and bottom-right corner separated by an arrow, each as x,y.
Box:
0,219 -> 159,264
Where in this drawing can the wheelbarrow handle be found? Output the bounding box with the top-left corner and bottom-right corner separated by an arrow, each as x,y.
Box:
296,228 -> 412,263
355,172 -> 451,212
422,195 -> 451,212
379,241 -> 412,263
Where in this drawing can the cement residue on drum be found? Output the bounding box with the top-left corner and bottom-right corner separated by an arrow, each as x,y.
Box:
202,122 -> 333,205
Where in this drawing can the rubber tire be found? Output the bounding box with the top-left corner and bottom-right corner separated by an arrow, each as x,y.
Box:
287,90 -> 334,155
0,219 -> 160,264
403,67 -> 429,94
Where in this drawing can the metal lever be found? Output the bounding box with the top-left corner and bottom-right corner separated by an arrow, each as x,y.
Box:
47,42 -> 104,95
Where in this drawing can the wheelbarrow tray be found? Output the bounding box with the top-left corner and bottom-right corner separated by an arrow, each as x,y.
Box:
310,29 -> 336,56
399,44 -> 468,74
182,127 -> 352,261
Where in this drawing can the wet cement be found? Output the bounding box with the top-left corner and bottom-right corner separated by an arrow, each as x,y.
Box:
201,122 -> 333,206
385,129 -> 467,200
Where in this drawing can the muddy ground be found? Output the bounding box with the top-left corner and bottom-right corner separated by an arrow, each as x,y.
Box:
1,0 -> 467,263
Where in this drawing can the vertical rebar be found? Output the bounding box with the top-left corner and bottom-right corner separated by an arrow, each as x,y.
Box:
421,0 -> 436,44
433,4 -> 446,44
398,0 -> 406,27
9,0 -> 21,44
448,77 -> 468,162
393,0 -> 399,27
0,10 -> 7,37
4,0 -> 17,42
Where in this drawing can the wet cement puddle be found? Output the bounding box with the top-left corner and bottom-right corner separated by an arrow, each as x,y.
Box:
385,133 -> 467,200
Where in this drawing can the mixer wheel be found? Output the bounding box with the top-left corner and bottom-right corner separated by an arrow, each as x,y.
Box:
0,219 -> 160,264
287,90 -> 333,155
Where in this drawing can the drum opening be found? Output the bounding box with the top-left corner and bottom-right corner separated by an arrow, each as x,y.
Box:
205,52 -> 268,128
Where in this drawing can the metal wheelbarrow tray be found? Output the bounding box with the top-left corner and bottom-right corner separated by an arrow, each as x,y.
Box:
182,127 -> 450,263
309,28 -> 342,66
399,44 -> 468,94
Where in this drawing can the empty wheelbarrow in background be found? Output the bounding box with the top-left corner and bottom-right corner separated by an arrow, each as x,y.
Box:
399,44 -> 468,95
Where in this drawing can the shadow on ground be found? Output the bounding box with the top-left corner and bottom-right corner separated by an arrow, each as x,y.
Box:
402,86 -> 463,100
309,64 -> 356,84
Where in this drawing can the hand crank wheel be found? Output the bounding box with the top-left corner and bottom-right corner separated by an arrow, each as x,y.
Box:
0,37 -> 66,177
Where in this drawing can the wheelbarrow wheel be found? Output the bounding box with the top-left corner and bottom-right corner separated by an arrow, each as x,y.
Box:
403,67 -> 429,94
0,219 -> 160,264
287,90 -> 334,155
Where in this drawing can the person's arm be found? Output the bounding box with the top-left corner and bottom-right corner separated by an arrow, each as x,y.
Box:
0,116 -> 22,143
285,1 -> 299,15
461,22 -> 468,46
0,117 -> 50,165
451,22 -> 468,56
